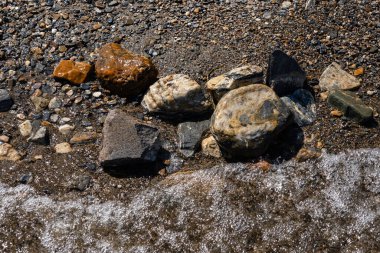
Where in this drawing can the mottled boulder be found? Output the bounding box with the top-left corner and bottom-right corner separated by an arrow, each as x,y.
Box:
266,50 -> 306,96
0,89 -> 13,112
206,65 -> 263,104
99,109 -> 160,168
53,60 -> 92,85
211,84 -> 291,158
95,43 -> 158,98
177,120 -> 210,157
328,90 -> 373,123
319,62 -> 361,91
281,89 -> 316,126
142,74 -> 211,117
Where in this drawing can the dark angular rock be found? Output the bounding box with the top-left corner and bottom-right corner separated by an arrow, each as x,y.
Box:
0,89 -> 13,112
99,109 -> 161,169
281,89 -> 316,126
266,50 -> 306,97
178,120 -> 210,157
328,90 -> 373,123
28,127 -> 50,145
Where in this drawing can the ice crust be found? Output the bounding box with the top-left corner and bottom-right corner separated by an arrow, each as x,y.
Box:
0,149 -> 379,252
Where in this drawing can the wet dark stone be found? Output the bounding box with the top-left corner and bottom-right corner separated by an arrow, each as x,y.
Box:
177,120 -> 210,157
0,89 -> 13,112
266,50 -> 306,97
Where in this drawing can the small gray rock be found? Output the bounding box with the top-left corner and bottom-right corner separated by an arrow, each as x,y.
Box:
0,89 -> 13,112
99,109 -> 161,168
178,120 -> 210,157
281,89 -> 316,126
28,127 -> 49,145
328,90 -> 373,124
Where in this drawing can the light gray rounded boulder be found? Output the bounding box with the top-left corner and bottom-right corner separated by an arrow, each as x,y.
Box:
211,84 -> 291,158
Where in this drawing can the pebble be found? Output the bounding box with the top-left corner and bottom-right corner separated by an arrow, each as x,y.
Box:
92,91 -> 102,98
0,143 -> 21,161
0,135 -> 10,143
58,124 -> 75,135
266,50 -> 306,97
48,97 -> 62,109
281,89 -> 316,126
206,65 -> 264,104
28,127 -> 49,145
0,89 -> 13,112
19,120 -> 33,137
142,74 -> 211,117
95,43 -> 158,98
331,110 -> 343,117
55,142 -> 73,154
53,60 -> 92,85
177,120 -> 210,157
319,62 -> 361,91
69,132 -> 97,144
201,136 -> 222,158
328,90 -> 373,123
30,96 -> 49,112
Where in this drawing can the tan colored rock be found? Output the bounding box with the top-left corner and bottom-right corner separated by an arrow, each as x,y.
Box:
58,124 -> 75,135
206,65 -> 263,104
0,135 -> 9,143
95,43 -> 158,97
0,143 -> 21,161
211,84 -> 291,158
55,142 -> 72,154
201,136 -> 222,158
19,120 -> 33,137
30,96 -> 49,112
53,60 -> 92,85
319,62 -> 361,91
142,74 -> 211,116
70,132 -> 97,144
296,148 -> 321,162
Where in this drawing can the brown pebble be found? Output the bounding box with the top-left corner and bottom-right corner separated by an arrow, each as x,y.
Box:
330,110 -> 343,117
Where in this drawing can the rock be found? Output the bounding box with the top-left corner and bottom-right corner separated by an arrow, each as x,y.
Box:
328,90 -> 373,123
330,110 -> 343,117
30,96 -> 49,112
142,74 -> 211,117
19,120 -> 33,137
177,120 -> 210,157
0,135 -> 10,143
266,50 -> 306,97
99,109 -> 161,168
55,142 -> 72,153
211,84 -> 291,158
296,148 -> 321,162
353,67 -> 364,76
73,175 -> 91,191
48,97 -> 62,109
281,1 -> 292,9
319,62 -> 361,91
0,89 -> 13,112
206,65 -> 264,104
95,43 -> 158,97
58,124 -> 75,135
281,89 -> 316,126
28,127 -> 49,145
53,60 -> 92,85
201,135 -> 222,158
70,132 -> 97,144
19,174 -> 33,184
305,0 -> 316,10
0,143 -> 21,161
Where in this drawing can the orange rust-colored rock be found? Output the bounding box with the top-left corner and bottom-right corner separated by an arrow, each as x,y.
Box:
53,60 -> 92,85
95,43 -> 158,98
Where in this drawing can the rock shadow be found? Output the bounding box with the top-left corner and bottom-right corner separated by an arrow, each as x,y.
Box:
103,162 -> 160,178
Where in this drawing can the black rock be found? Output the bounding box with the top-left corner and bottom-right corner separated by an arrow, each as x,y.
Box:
99,109 -> 161,170
281,89 -> 316,127
0,89 -> 13,112
266,50 -> 306,97
178,120 -> 210,157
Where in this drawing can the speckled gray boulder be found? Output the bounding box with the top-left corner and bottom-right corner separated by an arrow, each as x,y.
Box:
141,74 -> 211,117
206,65 -> 263,104
211,84 -> 291,158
